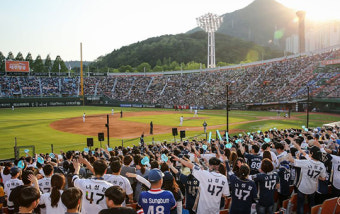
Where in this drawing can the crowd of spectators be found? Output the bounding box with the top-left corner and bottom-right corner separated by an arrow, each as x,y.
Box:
1,49 -> 340,107
0,125 -> 339,214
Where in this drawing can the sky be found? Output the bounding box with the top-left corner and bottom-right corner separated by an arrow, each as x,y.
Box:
1,0 -> 339,62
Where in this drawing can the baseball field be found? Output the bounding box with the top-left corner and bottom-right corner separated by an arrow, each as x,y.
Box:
0,106 -> 339,160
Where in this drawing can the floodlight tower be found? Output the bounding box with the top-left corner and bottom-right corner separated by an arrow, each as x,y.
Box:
197,13 -> 223,68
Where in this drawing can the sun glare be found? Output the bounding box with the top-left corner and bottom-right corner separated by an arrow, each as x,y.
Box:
278,0 -> 340,22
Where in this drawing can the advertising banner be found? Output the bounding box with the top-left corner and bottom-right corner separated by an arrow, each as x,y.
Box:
5,61 -> 30,72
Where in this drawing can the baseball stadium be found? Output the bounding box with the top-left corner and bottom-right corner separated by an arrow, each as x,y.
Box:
1,0 -> 340,214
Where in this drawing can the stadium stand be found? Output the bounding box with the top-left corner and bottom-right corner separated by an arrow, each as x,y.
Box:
0,126 -> 339,214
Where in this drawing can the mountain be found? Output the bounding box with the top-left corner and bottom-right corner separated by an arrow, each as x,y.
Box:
91,31 -> 283,70
188,0 -> 297,49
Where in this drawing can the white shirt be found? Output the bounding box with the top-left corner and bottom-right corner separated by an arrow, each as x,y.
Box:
39,177 -> 52,193
73,175 -> 113,214
192,165 -> 230,214
103,174 -> 133,195
330,155 -> 340,189
39,190 -> 67,214
1,172 -> 11,186
4,178 -> 23,209
294,159 -> 326,194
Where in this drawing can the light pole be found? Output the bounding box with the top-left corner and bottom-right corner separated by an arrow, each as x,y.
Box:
226,84 -> 230,132
306,86 -> 310,128
197,13 -> 223,68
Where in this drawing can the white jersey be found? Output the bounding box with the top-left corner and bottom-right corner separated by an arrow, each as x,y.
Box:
192,165 -> 230,214
1,172 -> 11,186
73,175 -> 113,214
330,155 -> 340,189
39,190 -> 67,214
39,177 -> 52,193
4,178 -> 23,210
294,159 -> 326,194
103,174 -> 133,195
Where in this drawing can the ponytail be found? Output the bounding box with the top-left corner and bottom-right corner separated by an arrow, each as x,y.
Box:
51,186 -> 61,207
50,173 -> 65,208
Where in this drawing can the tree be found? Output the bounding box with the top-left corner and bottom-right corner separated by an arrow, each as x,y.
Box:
153,65 -> 163,72
44,55 -> 52,72
51,55 -> 67,73
136,62 -> 151,73
33,55 -> 44,73
25,53 -> 34,71
0,51 -> 5,71
7,52 -> 14,60
118,65 -> 133,73
15,52 -> 24,61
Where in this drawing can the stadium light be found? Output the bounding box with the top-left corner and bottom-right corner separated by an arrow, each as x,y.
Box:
197,13 -> 223,68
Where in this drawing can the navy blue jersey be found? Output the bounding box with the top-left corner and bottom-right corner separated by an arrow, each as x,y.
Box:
178,173 -> 199,211
252,172 -> 280,207
138,189 -> 176,214
229,174 -> 257,214
245,153 -> 262,175
277,165 -> 291,196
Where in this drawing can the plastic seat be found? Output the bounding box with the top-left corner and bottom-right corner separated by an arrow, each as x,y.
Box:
220,209 -> 229,214
319,197 -> 338,214
311,204 -> 321,214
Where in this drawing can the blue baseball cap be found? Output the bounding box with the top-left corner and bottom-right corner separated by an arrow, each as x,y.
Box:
148,169 -> 164,182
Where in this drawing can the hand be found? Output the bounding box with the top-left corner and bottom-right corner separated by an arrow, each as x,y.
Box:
72,159 -> 81,174
28,174 -> 38,187
171,154 -> 180,162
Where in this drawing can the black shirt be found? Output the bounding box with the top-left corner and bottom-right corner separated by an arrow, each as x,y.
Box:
99,207 -> 137,214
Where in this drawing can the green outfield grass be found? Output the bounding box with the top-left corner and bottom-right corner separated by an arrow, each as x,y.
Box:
0,106 -> 339,160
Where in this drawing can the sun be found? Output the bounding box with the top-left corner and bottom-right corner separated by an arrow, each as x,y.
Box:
277,0 -> 340,22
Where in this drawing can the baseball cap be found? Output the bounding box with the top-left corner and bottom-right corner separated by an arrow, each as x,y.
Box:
10,166 -> 21,176
148,169 -> 164,182
163,171 -> 174,181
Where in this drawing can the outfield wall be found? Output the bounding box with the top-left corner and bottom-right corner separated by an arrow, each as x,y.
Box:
0,97 -> 83,108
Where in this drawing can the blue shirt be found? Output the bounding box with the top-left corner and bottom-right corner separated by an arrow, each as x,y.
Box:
138,189 -> 176,214
277,165 -> 291,196
229,174 -> 257,214
178,173 -> 199,210
245,153 -> 262,175
252,172 -> 279,206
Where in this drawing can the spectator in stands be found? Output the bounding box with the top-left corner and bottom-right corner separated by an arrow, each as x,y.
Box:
17,186 -> 40,214
61,187 -> 83,214
99,186 -> 136,214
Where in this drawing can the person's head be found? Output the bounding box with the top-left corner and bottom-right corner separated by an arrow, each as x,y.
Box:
123,155 -> 132,166
261,158 -> 274,173
162,171 -> 181,200
238,164 -> 250,180
150,160 -> 159,169
43,164 -> 54,176
261,143 -> 270,151
160,162 -> 169,172
275,142 -> 284,153
92,159 -> 107,176
18,186 -> 40,211
110,160 -> 122,174
148,168 -> 163,187
310,146 -> 322,161
61,187 -> 83,211
104,186 -> 126,208
263,151 -> 272,161
229,151 -> 238,163
10,166 -> 21,178
209,157 -> 221,172
50,173 -> 66,208
22,170 -> 34,185
251,145 -> 260,154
